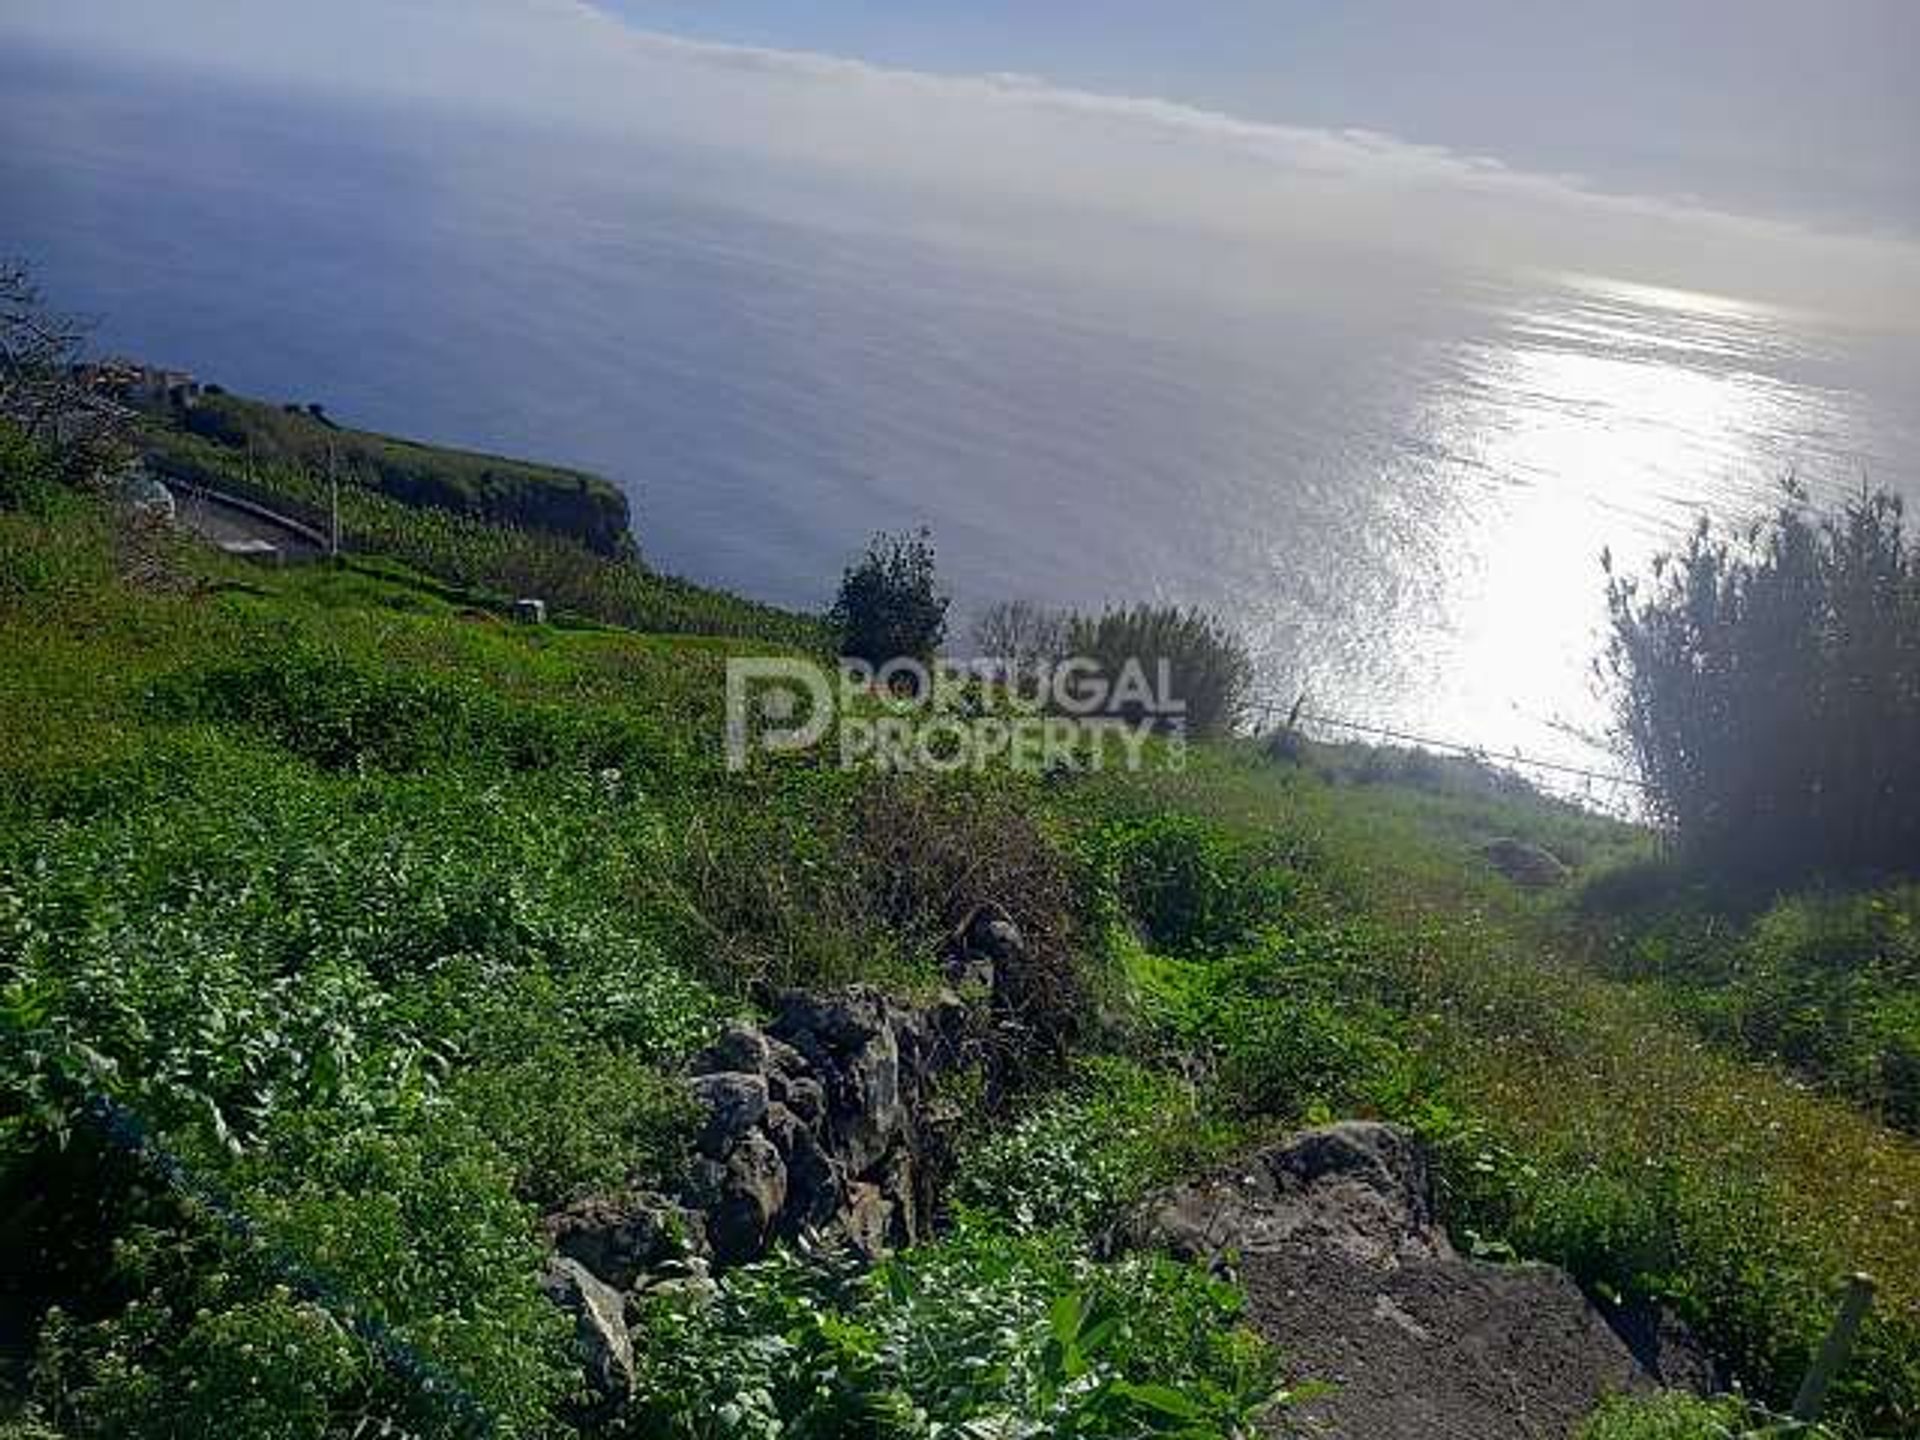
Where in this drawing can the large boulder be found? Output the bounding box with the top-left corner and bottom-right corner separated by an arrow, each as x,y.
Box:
1114,1124 -> 1714,1439
1114,1121 -> 1451,1269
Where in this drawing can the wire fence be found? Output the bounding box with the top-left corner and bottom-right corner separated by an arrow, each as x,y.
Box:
1245,694 -> 1650,795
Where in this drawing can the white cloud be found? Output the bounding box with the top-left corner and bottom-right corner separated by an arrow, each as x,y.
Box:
7,0 -> 1919,326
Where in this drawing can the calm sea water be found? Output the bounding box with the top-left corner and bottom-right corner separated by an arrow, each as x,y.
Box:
7,51 -> 1916,795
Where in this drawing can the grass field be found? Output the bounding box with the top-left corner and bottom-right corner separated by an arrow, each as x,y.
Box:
4,434 -> 1916,1437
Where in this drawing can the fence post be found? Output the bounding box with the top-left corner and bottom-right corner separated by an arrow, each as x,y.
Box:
1791,1272 -> 1875,1423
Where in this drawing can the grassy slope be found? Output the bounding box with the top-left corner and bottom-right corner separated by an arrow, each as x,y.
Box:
152,391 -> 632,555
141,413 -> 825,646
2,492 -> 1281,1436
4,475 -> 1918,1434
1062,749 -> 1920,1430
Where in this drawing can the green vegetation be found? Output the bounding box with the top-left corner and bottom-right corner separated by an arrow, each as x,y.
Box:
7,418 -> 1920,1438
1577,1392 -> 1826,1439
1577,878 -> 1920,1132
625,1225 -> 1281,1437
1068,604 -> 1253,738
0,430 -> 1278,1436
1049,746 -> 1920,1435
143,420 -> 823,644
1603,485 -> 1918,879
156,390 -> 632,554
830,528 -> 950,670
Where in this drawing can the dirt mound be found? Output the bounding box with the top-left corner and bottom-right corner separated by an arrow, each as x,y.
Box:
1112,1122 -> 1713,1439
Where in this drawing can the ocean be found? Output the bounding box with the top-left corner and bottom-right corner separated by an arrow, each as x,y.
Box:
6,47 -> 1916,796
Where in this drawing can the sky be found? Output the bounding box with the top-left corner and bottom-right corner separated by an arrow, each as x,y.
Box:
5,0 -> 1919,326
597,0 -> 1920,234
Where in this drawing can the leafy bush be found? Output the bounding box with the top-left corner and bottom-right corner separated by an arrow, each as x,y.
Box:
625,1223 -> 1283,1438
1067,605 -> 1252,739
1603,486 -> 1920,878
1088,815 -> 1293,957
830,529 -> 949,670
954,1059 -> 1233,1236
33,1286 -> 371,1440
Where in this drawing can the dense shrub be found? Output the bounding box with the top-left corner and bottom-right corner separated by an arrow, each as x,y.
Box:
1067,605 -> 1252,740
1603,486 -> 1920,878
829,528 -> 949,670
1088,814 -> 1293,957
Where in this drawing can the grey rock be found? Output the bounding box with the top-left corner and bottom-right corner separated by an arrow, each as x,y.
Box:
964,904 -> 1026,964
770,1069 -> 827,1126
841,1181 -> 895,1259
707,1131 -> 788,1263
1114,1121 -> 1450,1269
764,1102 -> 843,1228
1480,837 -> 1571,888
696,1022 -> 772,1076
659,983 -> 984,1275
1113,1124 -> 1715,1440
763,1034 -> 810,1076
543,1190 -> 709,1290
688,1070 -> 769,1155
539,1256 -> 634,1401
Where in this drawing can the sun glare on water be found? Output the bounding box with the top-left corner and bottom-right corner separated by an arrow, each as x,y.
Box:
1384,272 -> 1863,792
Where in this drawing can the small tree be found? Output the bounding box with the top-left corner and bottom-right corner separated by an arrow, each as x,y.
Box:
0,258 -> 131,482
830,528 -> 949,669
972,599 -> 1068,678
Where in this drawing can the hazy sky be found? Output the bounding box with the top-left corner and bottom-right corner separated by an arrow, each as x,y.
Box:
599,0 -> 1920,233
5,0 -> 1919,326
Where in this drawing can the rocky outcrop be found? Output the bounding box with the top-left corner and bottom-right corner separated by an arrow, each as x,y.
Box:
544,901 -> 1027,1285
682,986 -> 972,1264
531,988 -> 970,1410
1112,1123 -> 1715,1440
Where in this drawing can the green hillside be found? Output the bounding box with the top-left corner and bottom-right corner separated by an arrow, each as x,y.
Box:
4,423 -> 1918,1438
146,390 -> 633,556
